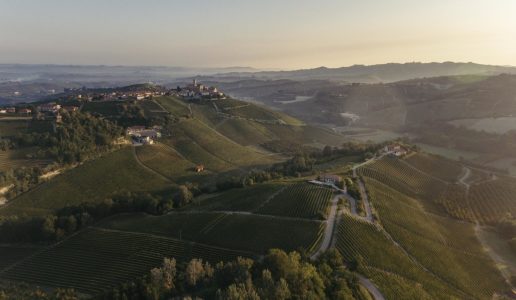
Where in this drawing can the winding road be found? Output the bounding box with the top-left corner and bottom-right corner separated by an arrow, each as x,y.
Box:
307,180 -> 385,300
310,193 -> 340,260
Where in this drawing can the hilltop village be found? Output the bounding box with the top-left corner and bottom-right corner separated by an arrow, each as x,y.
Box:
0,79 -> 225,117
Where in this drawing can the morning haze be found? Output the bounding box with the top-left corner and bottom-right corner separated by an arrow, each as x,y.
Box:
1,0 -> 515,69
2,1 -> 516,299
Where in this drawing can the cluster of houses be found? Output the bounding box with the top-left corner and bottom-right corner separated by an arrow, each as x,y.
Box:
126,126 -> 162,145
384,143 -> 409,157
0,103 -> 80,117
175,79 -> 226,100
0,107 -> 31,115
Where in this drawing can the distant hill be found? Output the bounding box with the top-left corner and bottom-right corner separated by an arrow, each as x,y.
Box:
207,62 -> 516,83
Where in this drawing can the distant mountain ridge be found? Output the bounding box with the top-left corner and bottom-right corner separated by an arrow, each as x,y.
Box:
209,62 -> 516,83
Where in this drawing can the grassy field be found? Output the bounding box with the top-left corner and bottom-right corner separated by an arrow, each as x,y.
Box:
0,147 -> 171,216
256,183 -> 334,219
190,183 -> 288,212
98,212 -> 324,254
365,178 -> 509,299
0,228 -> 252,295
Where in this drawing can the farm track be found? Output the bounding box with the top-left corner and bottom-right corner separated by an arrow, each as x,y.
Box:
132,146 -> 173,182
172,210 -> 324,223
90,226 -> 258,257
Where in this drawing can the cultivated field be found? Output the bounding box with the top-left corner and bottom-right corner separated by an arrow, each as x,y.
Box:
256,183 -> 333,219
335,215 -> 462,299
98,212 -> 324,254
364,178 -> 509,299
191,183 -> 287,212
135,143 -> 200,182
0,147 -> 171,216
0,228 -> 251,295
404,152 -> 463,182
468,177 -> 516,224
0,245 -> 42,270
358,156 -> 447,202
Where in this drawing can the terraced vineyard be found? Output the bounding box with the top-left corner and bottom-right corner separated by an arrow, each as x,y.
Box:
364,178 -> 509,299
99,212 -> 324,253
404,153 -> 463,182
0,228 -> 252,295
256,183 -> 333,219
358,157 -> 446,202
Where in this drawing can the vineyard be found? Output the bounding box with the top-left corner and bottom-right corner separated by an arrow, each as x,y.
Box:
404,153 -> 463,182
435,184 -> 475,221
468,177 -> 516,224
192,183 -> 287,212
0,228 -> 252,295
358,157 -> 447,202
256,183 -> 333,219
364,178 -> 509,299
0,147 -> 171,216
135,143 -> 200,182
0,246 -> 42,270
99,212 -> 324,253
335,214 -> 462,299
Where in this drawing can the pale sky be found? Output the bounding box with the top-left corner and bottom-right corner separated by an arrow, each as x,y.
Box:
1,0 -> 515,69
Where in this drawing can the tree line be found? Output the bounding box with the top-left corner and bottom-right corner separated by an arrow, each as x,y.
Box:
103,249 -> 369,300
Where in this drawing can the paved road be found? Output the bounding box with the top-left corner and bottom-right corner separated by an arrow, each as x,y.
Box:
310,193 -> 340,259
356,178 -> 374,222
358,275 -> 386,300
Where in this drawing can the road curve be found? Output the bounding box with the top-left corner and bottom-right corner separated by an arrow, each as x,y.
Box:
358,275 -> 386,300
310,193 -> 339,259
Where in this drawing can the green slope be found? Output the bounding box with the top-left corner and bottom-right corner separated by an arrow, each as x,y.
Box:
0,147 -> 171,216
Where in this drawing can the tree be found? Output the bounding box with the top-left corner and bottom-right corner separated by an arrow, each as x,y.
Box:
174,185 -> 193,207
217,282 -> 260,300
186,259 -> 205,287
161,258 -> 177,290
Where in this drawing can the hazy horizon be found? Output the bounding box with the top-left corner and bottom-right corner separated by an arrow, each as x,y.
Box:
1,0 -> 515,69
